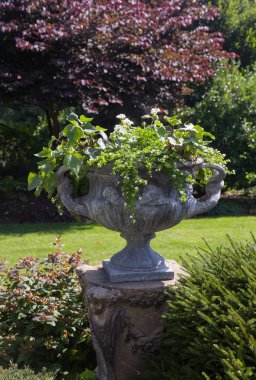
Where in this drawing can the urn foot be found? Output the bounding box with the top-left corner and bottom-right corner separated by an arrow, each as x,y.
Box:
103,259 -> 174,282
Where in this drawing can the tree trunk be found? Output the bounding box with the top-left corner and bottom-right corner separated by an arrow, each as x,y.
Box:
45,105 -> 60,137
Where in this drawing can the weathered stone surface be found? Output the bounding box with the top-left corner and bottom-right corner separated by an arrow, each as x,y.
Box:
77,260 -> 185,380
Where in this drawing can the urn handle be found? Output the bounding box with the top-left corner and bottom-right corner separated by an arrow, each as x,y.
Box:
186,163 -> 226,218
57,166 -> 91,218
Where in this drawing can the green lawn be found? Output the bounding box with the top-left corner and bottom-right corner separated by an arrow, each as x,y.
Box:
0,216 -> 255,266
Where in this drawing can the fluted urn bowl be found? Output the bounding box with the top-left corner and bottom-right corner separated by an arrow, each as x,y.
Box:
57,162 -> 225,282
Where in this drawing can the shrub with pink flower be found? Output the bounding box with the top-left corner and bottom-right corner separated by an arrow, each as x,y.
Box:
0,237 -> 95,379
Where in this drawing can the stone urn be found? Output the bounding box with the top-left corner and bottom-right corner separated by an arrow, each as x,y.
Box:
57,162 -> 225,282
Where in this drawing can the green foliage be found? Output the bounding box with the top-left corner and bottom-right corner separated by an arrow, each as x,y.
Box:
0,363 -> 54,380
0,106 -> 47,178
218,0 -> 256,66
0,176 -> 27,202
0,237 -> 95,379
78,369 -> 96,380
144,235 -> 256,380
29,109 -> 229,218
179,64 -> 256,189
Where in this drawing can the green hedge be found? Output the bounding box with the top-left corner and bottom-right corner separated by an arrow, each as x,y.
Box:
144,235 -> 256,380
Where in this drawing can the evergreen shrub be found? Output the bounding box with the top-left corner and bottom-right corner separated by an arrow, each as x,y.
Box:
144,235 -> 256,380
0,237 -> 95,379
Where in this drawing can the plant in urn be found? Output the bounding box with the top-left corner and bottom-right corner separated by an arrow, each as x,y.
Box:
29,109 -> 228,282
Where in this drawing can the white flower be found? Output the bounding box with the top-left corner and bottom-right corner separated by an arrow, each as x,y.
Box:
116,114 -> 126,119
114,124 -> 126,134
123,118 -> 134,126
151,107 -> 160,116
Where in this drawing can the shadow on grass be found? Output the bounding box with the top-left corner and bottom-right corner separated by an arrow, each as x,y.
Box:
0,221 -> 98,236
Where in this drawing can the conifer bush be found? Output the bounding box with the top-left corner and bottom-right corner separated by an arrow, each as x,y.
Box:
144,235 -> 256,380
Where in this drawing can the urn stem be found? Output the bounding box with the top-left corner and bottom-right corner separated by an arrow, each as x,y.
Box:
103,233 -> 174,282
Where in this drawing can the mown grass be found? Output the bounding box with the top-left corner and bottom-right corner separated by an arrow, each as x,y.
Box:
0,216 -> 255,266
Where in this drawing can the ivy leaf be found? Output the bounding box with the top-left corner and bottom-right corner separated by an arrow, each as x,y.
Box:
48,136 -> 57,148
67,113 -> 79,122
156,126 -> 168,137
97,138 -> 106,149
85,147 -> 102,159
155,120 -> 163,127
193,124 -> 204,139
39,160 -> 56,173
168,136 -> 177,145
81,123 -> 98,133
96,125 -> 107,132
63,153 -> 83,176
44,172 -> 58,194
203,131 -> 215,140
80,115 -> 93,122
164,116 -> 181,126
27,172 -> 41,190
61,124 -> 84,144
34,147 -> 52,158
183,123 -> 196,131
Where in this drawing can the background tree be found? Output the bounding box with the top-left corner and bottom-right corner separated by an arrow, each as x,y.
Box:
0,0 -> 233,136
217,0 -> 256,67
179,64 -> 256,190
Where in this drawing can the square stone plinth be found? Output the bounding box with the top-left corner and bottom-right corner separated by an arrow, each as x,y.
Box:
76,260 -> 185,380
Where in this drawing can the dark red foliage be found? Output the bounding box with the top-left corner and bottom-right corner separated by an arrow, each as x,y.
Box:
0,0 -> 234,133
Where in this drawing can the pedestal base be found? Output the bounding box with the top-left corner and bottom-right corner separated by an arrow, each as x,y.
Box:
76,260 -> 185,380
103,259 -> 174,282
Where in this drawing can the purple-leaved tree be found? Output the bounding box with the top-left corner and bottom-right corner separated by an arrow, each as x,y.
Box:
0,0 -> 233,135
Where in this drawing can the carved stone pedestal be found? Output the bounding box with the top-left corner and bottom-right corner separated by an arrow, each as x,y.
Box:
76,260 -> 184,380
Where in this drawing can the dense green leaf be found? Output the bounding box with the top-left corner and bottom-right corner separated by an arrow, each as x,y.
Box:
67,113 -> 79,122
79,115 -> 93,123
81,123 -> 97,133
156,126 -> 168,137
27,172 -> 41,191
95,125 -> 107,132
63,153 -> 83,176
43,172 -> 58,195
85,147 -> 102,159
97,138 -> 106,149
35,148 -> 52,158
61,124 -> 84,144
164,116 -> 181,126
